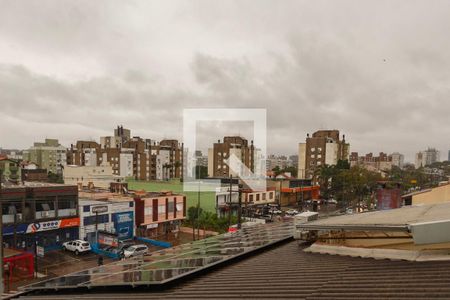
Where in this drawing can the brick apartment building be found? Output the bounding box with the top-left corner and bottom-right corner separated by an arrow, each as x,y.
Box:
298,130 -> 350,179
207,136 -> 256,178
67,126 -> 183,181
350,152 -> 393,173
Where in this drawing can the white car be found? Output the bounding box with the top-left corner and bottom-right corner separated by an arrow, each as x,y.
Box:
285,209 -> 299,216
62,240 -> 91,255
123,244 -> 148,258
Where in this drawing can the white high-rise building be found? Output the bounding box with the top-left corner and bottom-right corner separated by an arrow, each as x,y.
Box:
391,152 -> 405,169
415,148 -> 440,168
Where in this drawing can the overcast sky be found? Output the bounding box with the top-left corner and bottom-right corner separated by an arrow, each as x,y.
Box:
1,0 -> 450,162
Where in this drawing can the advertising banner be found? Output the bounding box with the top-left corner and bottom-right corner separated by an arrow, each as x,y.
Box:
113,211 -> 134,240
26,217 -> 80,234
98,232 -> 119,247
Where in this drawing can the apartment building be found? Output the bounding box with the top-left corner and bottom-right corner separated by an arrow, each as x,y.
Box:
67,126 -> 183,181
415,148 -> 440,168
207,136 -> 256,178
298,130 -> 350,179
350,152 -> 393,173
23,139 -> 67,174
266,155 -> 289,171
391,152 -> 405,169
64,162 -> 124,189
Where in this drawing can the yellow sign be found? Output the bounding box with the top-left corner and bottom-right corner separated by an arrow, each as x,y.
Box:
411,179 -> 417,184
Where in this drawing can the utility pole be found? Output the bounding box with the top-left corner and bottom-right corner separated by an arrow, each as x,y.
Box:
0,168 -> 3,295
228,175 -> 232,227
237,187 -> 242,229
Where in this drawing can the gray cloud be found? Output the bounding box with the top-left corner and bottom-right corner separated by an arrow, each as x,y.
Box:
1,0 -> 450,162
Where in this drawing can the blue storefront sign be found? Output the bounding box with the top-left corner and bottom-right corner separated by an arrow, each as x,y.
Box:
3,224 -> 28,236
112,211 -> 134,240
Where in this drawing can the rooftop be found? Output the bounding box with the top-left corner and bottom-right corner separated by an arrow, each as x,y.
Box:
17,240 -> 450,299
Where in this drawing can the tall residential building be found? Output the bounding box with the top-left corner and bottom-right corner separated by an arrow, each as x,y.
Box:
415,148 -> 440,168
298,130 -> 350,179
23,139 -> 67,174
350,152 -> 392,173
207,136 -> 256,178
391,152 -> 405,169
195,150 -> 208,168
67,126 -> 183,181
266,155 -> 289,171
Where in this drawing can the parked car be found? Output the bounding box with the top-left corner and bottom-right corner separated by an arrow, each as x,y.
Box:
327,199 -> 338,205
62,240 -> 91,255
123,244 -> 148,258
269,208 -> 283,214
285,209 -> 299,216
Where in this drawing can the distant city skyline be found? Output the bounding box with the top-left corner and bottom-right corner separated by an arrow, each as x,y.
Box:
1,1 -> 450,163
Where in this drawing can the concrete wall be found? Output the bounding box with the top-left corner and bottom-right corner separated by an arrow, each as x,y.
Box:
412,184 -> 450,205
64,163 -> 120,189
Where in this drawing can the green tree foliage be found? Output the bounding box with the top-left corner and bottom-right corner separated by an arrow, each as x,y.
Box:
315,161 -> 382,209
193,166 -> 208,179
186,206 -> 238,235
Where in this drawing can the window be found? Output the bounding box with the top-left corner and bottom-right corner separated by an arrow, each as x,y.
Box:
262,193 -> 266,201
83,206 -> 90,212
158,204 -> 166,214
168,201 -> 174,213
256,194 -> 260,201
249,195 -> 254,202
269,192 -> 274,199
84,214 -> 109,226
144,206 -> 152,216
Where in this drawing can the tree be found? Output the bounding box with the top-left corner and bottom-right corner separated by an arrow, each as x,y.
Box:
187,206 -> 202,241
193,166 -> 208,179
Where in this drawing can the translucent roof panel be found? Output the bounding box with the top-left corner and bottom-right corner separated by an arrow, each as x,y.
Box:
22,221 -> 293,292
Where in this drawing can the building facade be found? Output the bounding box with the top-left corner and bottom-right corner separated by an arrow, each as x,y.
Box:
67,126 -> 184,181
78,194 -> 135,244
415,148 -> 440,168
0,156 -> 21,183
207,136 -> 256,178
64,163 -> 124,189
349,152 -> 393,173
298,130 -> 350,179
23,139 -> 67,174
391,152 -> 405,169
1,183 -> 79,252
133,191 -> 186,238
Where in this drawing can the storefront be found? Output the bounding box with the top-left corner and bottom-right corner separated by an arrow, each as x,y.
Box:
79,199 -> 135,244
2,217 -> 80,252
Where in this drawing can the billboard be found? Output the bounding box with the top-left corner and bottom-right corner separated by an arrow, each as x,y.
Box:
113,212 -> 134,240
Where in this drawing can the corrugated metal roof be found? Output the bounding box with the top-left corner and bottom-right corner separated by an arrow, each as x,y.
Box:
18,240 -> 450,299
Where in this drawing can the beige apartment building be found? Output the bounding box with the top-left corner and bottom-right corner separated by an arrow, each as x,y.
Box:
63,162 -> 124,189
23,138 -> 67,174
298,130 -> 350,179
349,152 -> 393,174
